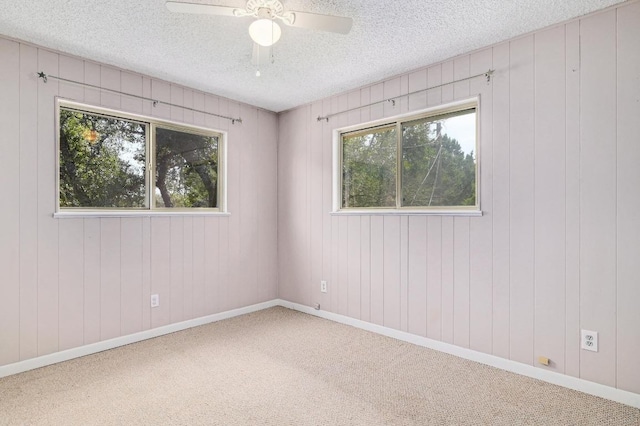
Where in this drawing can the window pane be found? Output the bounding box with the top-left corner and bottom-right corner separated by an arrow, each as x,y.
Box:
155,127 -> 219,208
401,109 -> 476,207
59,109 -> 146,208
342,126 -> 397,208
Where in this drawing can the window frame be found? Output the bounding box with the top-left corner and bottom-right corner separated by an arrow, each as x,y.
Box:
333,96 -> 481,216
55,98 -> 227,217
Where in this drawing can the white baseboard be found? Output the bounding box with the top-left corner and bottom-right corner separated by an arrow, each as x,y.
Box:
2,298 -> 638,409
277,300 -> 640,409
0,300 -> 279,379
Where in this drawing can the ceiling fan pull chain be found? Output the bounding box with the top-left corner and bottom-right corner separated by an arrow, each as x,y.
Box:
255,41 -> 261,77
271,22 -> 276,64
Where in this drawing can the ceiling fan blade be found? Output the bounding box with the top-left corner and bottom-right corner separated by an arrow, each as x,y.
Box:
286,11 -> 353,34
165,1 -> 239,17
251,43 -> 272,67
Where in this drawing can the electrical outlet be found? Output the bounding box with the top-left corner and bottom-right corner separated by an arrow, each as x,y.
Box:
581,329 -> 598,352
151,294 -> 160,308
320,280 -> 328,293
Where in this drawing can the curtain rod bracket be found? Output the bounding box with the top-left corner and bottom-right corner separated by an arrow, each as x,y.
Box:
485,69 -> 494,83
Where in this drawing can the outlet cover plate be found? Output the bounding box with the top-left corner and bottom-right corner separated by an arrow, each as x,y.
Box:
581,329 -> 598,352
320,280 -> 328,293
151,294 -> 160,308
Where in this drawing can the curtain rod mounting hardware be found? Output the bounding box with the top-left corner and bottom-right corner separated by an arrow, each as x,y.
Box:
484,69 -> 494,83
317,69 -> 494,122
37,71 -> 243,125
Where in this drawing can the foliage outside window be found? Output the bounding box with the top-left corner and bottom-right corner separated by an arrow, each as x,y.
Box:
58,101 -> 223,212
340,102 -> 478,211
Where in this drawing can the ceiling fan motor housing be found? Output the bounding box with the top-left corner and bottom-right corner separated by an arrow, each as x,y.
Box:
256,7 -> 275,19
246,0 -> 283,18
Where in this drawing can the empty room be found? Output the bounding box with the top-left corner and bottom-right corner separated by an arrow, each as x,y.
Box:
0,0 -> 639,424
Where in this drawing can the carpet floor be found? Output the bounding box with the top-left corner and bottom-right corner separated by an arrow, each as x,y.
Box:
0,306 -> 638,425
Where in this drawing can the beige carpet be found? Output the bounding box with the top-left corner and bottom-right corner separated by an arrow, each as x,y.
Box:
0,307 -> 638,425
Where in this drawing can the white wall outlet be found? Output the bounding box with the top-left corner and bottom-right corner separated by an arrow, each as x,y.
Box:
150,294 -> 160,308
320,280 -> 328,293
581,329 -> 598,352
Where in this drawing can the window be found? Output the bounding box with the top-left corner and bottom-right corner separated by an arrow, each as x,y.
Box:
57,100 -> 225,213
339,99 -> 478,213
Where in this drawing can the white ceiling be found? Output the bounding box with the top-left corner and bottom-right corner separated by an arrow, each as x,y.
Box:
0,0 -> 626,112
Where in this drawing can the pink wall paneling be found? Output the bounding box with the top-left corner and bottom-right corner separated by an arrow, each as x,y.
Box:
0,38 -> 21,366
0,35 -> 278,370
533,25 -> 567,374
579,9 -> 617,388
276,1 -> 640,395
615,0 -> 640,395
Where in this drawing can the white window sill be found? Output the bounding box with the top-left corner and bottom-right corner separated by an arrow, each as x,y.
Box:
53,210 -> 231,219
331,209 -> 483,217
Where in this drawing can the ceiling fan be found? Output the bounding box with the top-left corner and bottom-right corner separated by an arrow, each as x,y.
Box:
166,0 -> 353,75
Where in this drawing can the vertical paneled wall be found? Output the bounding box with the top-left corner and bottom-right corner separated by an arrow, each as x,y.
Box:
277,2 -> 640,394
0,36 -> 278,367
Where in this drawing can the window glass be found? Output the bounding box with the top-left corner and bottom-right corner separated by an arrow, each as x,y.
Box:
342,125 -> 397,208
155,127 -> 219,208
58,102 -> 224,212
339,103 -> 478,211
59,108 -> 146,208
401,109 -> 476,207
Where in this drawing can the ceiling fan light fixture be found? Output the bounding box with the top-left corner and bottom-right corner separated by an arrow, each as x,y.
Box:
249,18 -> 281,46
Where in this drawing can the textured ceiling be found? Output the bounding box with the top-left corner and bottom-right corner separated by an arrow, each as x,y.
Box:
0,0 -> 627,112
